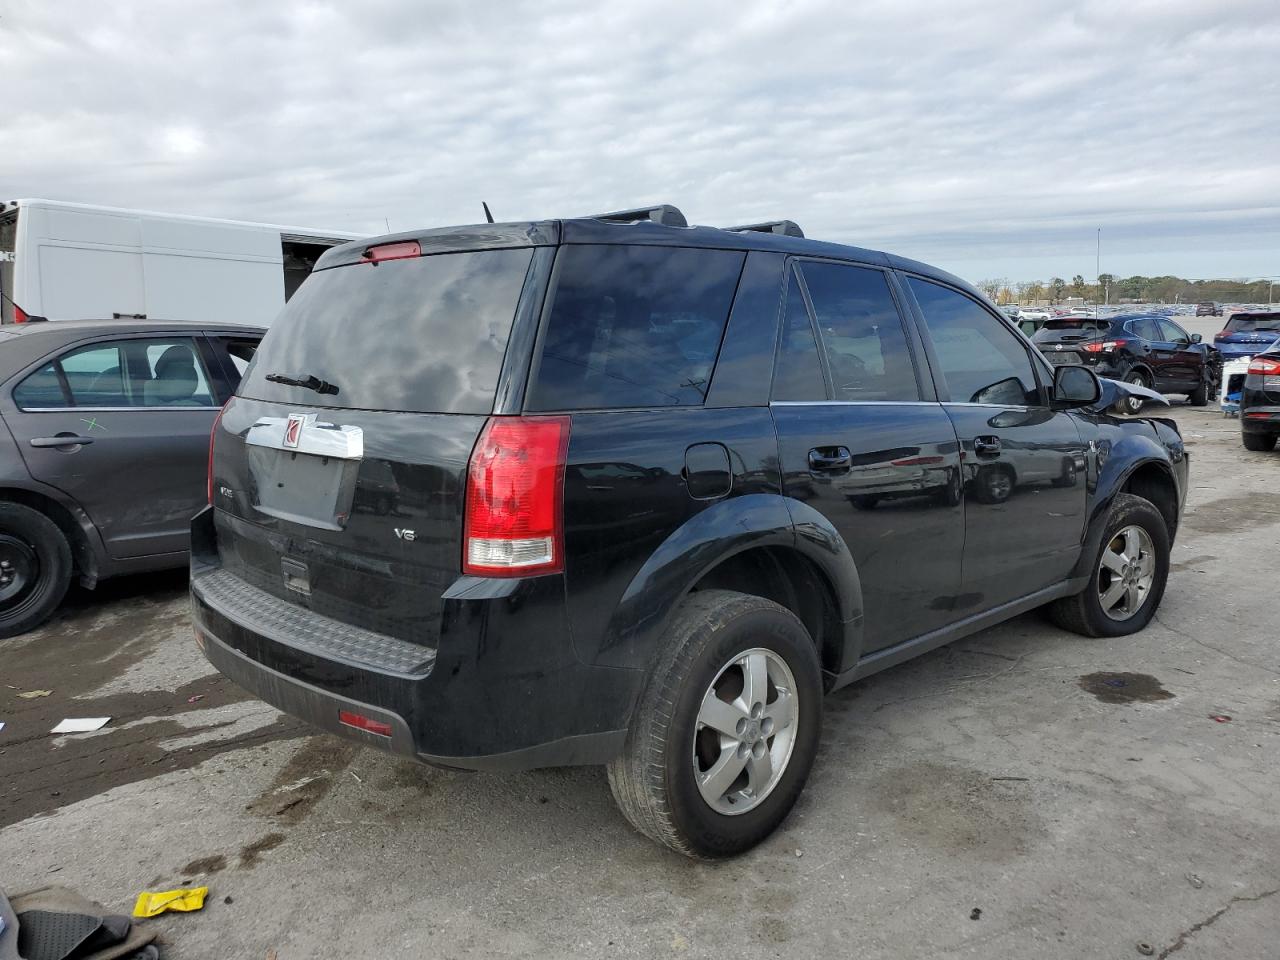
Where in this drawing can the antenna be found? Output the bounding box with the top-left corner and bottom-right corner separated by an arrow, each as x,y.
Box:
482,202 -> 495,224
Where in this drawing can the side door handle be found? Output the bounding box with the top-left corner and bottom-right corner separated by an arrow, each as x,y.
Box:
973,436 -> 1001,457
30,434 -> 95,449
809,446 -> 852,473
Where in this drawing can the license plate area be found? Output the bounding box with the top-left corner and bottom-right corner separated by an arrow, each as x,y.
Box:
1047,351 -> 1083,366
246,446 -> 360,531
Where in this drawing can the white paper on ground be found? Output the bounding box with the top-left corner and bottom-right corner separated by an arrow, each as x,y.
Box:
0,722 -> 5,733
51,717 -> 111,733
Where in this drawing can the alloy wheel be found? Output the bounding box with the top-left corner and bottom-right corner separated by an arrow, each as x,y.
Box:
692,648 -> 799,815
1097,524 -> 1156,621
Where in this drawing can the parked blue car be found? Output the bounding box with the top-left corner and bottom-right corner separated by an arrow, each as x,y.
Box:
1214,311 -> 1280,359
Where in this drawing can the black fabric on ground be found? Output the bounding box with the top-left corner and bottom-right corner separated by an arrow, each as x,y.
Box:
14,909 -> 102,960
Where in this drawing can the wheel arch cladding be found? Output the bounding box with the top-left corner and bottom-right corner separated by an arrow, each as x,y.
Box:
1122,461 -> 1179,540
598,493 -> 864,678
0,486 -> 99,585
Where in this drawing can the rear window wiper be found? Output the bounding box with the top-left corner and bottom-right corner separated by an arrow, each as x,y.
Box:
265,372 -> 340,396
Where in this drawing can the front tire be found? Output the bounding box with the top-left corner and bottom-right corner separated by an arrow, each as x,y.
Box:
1048,493 -> 1169,638
0,502 -> 73,639
606,590 -> 823,859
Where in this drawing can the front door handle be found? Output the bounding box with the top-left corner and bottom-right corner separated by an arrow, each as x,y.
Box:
973,436 -> 1001,457
809,447 -> 852,473
30,434 -> 95,448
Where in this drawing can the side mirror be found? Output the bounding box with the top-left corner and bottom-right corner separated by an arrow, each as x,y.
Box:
1191,333 -> 1203,343
1052,365 -> 1102,408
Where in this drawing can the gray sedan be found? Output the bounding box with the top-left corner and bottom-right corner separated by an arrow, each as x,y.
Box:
0,318 -> 262,636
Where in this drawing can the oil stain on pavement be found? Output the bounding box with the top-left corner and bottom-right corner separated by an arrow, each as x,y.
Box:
1078,672 -> 1175,704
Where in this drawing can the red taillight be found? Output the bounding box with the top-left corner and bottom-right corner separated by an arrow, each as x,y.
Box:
338,710 -> 392,737
362,240 -> 421,263
14,305 -> 28,324
1083,340 -> 1122,353
207,402 -> 228,504
1216,330 -> 1232,339
463,415 -> 570,577
1248,357 -> 1280,375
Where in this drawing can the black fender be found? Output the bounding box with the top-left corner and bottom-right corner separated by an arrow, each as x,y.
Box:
598,492 -> 864,677
1070,419 -> 1180,582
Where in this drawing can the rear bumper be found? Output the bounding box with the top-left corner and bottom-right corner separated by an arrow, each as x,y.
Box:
1241,404 -> 1280,434
190,507 -> 634,771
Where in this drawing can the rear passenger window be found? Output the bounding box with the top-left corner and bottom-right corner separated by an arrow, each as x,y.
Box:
799,261 -> 919,401
527,246 -> 745,410
771,269 -> 826,401
908,278 -> 1040,406
12,338 -> 214,409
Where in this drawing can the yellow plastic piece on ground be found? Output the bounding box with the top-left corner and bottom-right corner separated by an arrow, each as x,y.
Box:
132,886 -> 208,918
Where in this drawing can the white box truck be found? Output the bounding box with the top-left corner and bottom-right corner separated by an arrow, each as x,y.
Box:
0,198 -> 364,325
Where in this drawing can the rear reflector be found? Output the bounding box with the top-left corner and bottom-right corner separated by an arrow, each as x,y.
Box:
464,415 -> 570,577
338,710 -> 392,737
362,240 -> 421,263
14,305 -> 28,324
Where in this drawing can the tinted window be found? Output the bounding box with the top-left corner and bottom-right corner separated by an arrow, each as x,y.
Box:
12,362 -> 65,408
528,245 -> 745,411
1225,314 -> 1280,333
241,248 -> 534,414
908,278 -> 1039,406
799,262 -> 918,401
1158,319 -> 1189,343
1126,318 -> 1161,341
13,338 -> 213,409
772,269 -> 826,401
1035,319 -> 1110,339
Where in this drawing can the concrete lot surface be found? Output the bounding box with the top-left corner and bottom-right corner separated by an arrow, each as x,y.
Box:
2,404 -> 1278,959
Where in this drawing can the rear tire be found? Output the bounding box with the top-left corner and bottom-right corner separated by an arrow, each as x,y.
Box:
1243,432 -> 1277,452
1188,377 -> 1209,406
606,590 -> 823,859
1116,371 -> 1149,414
0,502 -> 73,639
1048,493 -> 1169,638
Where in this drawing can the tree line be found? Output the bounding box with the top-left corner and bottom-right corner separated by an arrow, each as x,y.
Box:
975,275 -> 1276,306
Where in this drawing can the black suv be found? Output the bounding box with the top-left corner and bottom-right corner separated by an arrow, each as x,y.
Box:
192,206 -> 1188,858
1033,315 -> 1219,413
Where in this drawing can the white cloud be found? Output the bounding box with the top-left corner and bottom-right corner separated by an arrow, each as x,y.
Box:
2,0 -> 1278,281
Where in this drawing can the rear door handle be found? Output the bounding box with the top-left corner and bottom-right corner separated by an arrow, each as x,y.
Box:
30,435 -> 95,448
809,447 -> 852,473
973,436 -> 1001,457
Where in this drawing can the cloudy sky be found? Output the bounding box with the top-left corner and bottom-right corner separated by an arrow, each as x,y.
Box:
4,0 -> 1278,284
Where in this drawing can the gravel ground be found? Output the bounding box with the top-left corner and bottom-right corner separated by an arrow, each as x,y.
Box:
2,402 -> 1278,960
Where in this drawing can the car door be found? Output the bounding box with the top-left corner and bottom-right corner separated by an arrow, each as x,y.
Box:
770,260 -> 963,652
1157,319 -> 1203,389
1126,316 -> 1178,391
902,276 -> 1087,614
5,333 -> 222,559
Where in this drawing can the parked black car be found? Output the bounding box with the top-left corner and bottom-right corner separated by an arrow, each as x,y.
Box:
192,206 -> 1188,858
0,319 -> 262,636
1033,314 -> 1219,413
1240,343 -> 1280,450
1196,301 -> 1223,317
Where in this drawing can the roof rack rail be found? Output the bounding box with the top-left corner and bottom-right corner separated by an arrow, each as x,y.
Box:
588,204 -> 688,228
725,220 -> 805,239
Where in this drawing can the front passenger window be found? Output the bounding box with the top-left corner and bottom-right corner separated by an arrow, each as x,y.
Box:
908,278 -> 1040,406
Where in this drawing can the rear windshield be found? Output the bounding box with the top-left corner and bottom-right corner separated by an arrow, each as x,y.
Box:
1225,314 -> 1280,333
1033,319 -> 1110,339
526,245 -> 746,411
239,247 -> 533,413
